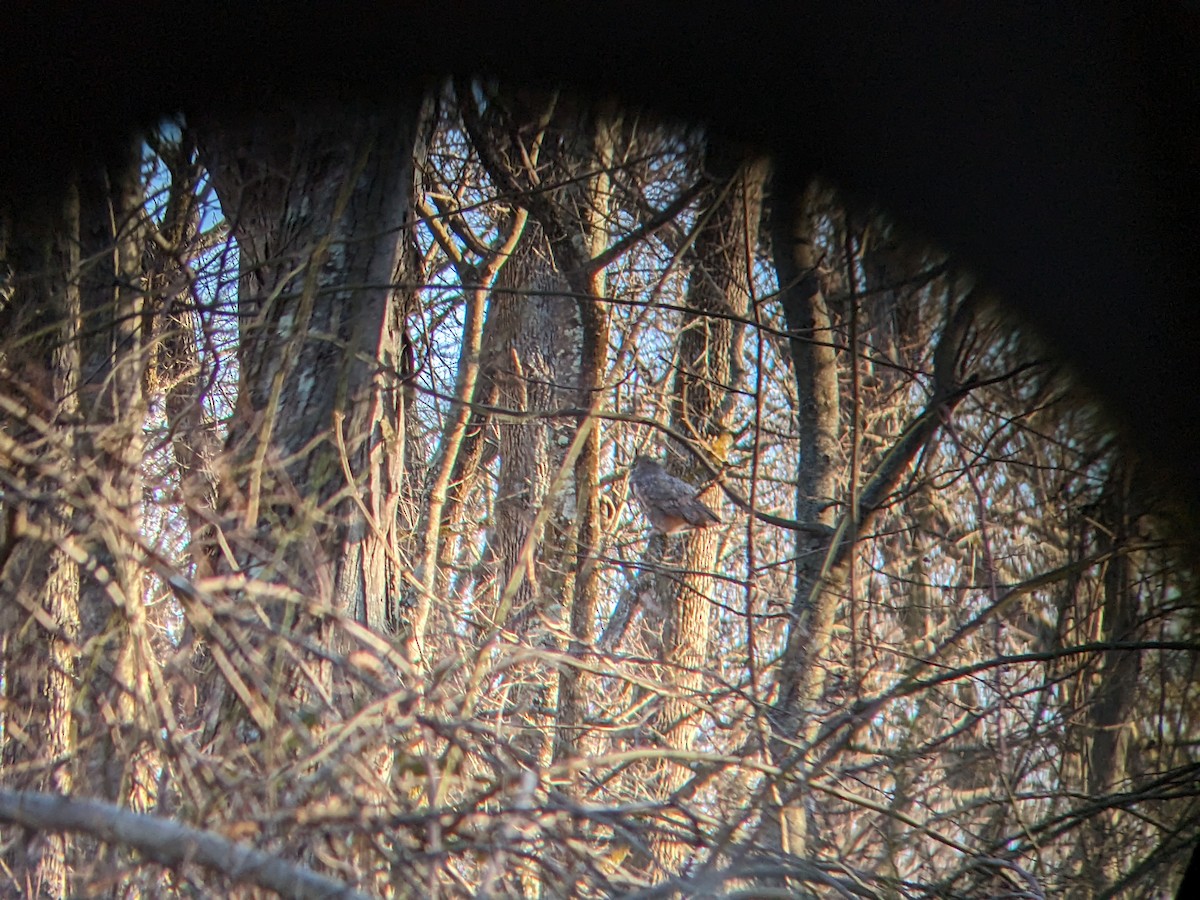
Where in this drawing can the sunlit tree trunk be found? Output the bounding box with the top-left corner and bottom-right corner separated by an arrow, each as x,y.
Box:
484,233 -> 565,630
456,87 -> 619,759
557,111 -> 616,773
0,184 -> 84,898
75,143 -> 160,820
137,133 -> 235,836
649,144 -> 767,874
456,89 -> 617,893
472,235 -> 574,896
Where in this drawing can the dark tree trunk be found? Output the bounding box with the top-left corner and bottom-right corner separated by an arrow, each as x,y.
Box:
765,177 -> 843,859
193,100 -> 419,747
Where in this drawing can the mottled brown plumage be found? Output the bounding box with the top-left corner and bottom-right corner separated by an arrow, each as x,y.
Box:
629,455 -> 722,534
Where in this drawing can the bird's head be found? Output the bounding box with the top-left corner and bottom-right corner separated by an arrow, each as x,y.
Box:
631,454 -> 661,472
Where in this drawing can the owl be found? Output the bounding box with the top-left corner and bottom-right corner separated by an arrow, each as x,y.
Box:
629,455 -> 722,534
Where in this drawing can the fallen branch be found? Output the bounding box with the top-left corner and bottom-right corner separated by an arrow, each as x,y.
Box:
0,790 -> 368,900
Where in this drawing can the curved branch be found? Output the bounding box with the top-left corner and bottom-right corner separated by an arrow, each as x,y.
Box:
0,790 -> 368,900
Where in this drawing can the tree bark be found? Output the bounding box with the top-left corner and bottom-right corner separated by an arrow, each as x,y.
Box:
764,177 -> 844,860
193,99 -> 419,746
0,181 -> 84,897
75,141 -> 160,817
651,143 -> 767,874
1074,464 -> 1143,898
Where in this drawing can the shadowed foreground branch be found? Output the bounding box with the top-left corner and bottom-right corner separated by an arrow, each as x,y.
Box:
0,790 -> 368,900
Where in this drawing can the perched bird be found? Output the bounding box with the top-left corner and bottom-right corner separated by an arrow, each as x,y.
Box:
629,454 -> 722,535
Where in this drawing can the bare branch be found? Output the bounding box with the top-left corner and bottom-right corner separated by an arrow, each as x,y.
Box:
0,790 -> 369,900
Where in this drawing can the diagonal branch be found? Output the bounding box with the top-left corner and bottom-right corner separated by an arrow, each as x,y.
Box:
0,789 -> 369,900
580,177 -> 706,276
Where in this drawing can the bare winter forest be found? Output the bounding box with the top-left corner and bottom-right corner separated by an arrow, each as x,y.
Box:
0,79 -> 1196,898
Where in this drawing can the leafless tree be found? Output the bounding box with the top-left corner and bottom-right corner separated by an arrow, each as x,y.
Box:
0,80 -> 1195,898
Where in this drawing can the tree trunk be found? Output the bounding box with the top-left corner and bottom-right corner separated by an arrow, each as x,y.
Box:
193,99 -> 419,749
764,177 -> 844,860
0,183 -> 84,897
1073,464 -> 1143,898
485,233 -> 579,779
557,110 -> 616,772
650,143 -> 767,874
75,142 -> 160,819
